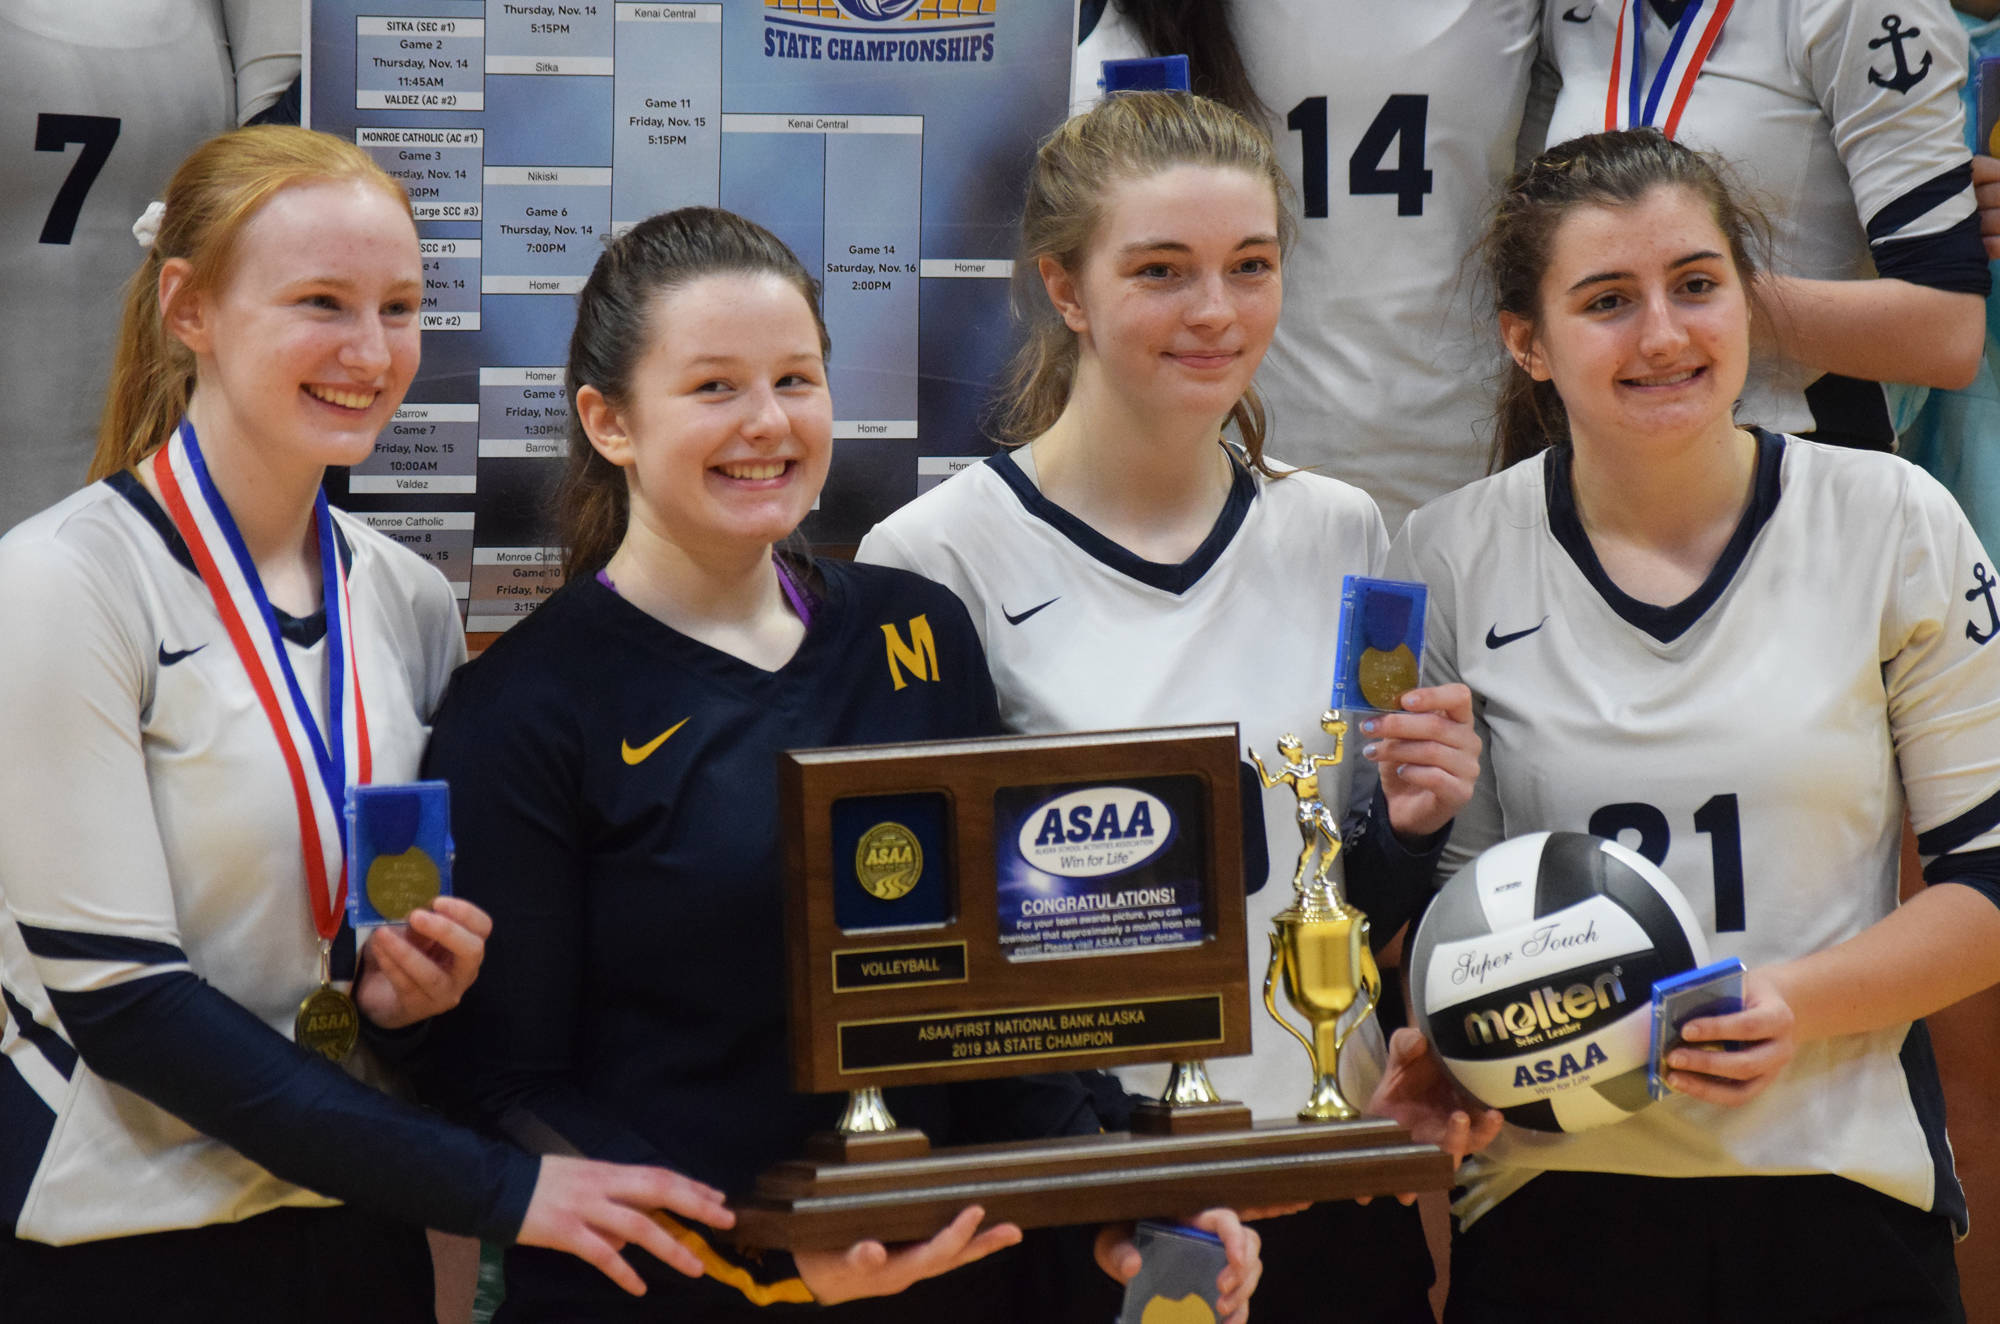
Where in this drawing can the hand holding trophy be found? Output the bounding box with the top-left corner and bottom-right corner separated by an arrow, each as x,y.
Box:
1250,710 -> 1383,1121
730,723 -> 1452,1251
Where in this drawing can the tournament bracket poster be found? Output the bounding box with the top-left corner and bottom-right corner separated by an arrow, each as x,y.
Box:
305,0 -> 1073,632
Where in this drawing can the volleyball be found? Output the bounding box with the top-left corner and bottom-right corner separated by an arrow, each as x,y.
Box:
1409,832 -> 1709,1133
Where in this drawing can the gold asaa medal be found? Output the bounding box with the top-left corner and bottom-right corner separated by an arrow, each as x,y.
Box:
1357,644 -> 1418,711
296,986 -> 359,1062
366,847 -> 442,922
854,822 -> 922,901
295,938 -> 359,1062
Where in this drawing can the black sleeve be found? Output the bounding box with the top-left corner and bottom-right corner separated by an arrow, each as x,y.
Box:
1866,166 -> 1990,296
1872,212 -> 1992,296
415,663 -> 811,1299
929,577 -> 1005,738
27,948 -> 537,1242
1343,784 -> 1450,952
415,668 -> 666,1167
244,73 -> 302,126
1921,844 -> 2000,912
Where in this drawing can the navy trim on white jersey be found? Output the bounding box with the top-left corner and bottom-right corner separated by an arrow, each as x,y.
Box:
1872,214 -> 1991,295
1920,847 -> 2000,914
107,468 -> 347,647
1077,0 -> 1109,43
1914,784 -> 2000,858
17,924 -> 186,967
984,448 -> 1257,594
1546,429 -> 1785,642
1868,163 -> 1975,243
2,985 -> 74,1080
0,1054 -> 55,1229
108,469 -> 197,576
1899,1021 -> 1968,1233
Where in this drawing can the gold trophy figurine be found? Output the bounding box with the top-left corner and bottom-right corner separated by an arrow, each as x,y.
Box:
1250,710 -> 1383,1122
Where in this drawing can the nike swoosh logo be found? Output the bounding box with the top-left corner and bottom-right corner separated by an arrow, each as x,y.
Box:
1002,597 -> 1059,626
621,717 -> 690,765
1563,4 -> 1594,20
1485,620 -> 1549,649
158,643 -> 207,667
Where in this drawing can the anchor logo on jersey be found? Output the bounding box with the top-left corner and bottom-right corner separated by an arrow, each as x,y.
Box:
1967,563 -> 2000,645
1867,15 -> 1932,94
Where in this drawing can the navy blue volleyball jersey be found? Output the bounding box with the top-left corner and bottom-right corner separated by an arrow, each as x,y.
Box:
418,560 -> 1098,1313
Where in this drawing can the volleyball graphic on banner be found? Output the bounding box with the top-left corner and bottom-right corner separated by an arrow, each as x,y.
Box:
1409,832 -> 1709,1133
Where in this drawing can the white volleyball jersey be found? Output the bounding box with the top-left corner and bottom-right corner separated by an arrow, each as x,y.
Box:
1391,432 -> 2000,1230
859,447 -> 1394,1119
0,1 -> 235,534
1541,0 -> 1980,440
1073,1 -> 1541,532
0,476 -> 467,1242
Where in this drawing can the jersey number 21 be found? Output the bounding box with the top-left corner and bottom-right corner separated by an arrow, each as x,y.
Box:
1590,793 -> 1747,933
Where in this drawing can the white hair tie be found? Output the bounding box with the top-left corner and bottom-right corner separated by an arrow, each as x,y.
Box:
132,200 -> 166,250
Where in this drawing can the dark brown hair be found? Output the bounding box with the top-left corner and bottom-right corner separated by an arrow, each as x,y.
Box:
1106,0 -> 1270,125
92,126 -> 411,480
557,206 -> 829,580
998,90 -> 1294,473
1484,127 -> 1767,471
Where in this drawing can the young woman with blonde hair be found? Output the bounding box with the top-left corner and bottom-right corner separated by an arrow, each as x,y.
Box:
0,126 -> 732,1319
861,90 -> 1490,1321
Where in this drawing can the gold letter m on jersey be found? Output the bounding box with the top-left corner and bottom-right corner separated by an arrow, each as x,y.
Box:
882,615 -> 938,690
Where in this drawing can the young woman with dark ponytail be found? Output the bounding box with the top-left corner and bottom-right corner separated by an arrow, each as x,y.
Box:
416,204 -> 1263,1323
1392,127 -> 2000,1322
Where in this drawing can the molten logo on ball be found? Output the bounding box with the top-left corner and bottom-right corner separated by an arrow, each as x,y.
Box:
1461,969 -> 1628,1049
1408,832 -> 1707,1133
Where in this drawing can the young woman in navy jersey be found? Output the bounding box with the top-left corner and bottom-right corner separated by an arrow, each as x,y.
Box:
860,90 -> 1493,1322
0,127 -> 731,1320
1392,127 -> 2000,1323
415,206 -> 1263,1323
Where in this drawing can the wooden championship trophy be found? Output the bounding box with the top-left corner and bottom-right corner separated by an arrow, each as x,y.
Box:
729,723 -> 1450,1251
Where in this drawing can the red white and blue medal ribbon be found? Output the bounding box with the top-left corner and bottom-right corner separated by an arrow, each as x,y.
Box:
1603,0 -> 1734,139
151,421 -> 372,951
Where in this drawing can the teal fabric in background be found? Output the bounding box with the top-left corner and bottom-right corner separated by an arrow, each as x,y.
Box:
1900,12 -> 2000,556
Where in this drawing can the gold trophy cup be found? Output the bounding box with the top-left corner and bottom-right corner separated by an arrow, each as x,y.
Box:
1250,712 -> 1383,1121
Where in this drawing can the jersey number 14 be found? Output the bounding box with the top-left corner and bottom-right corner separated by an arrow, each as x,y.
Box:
1287,94 -> 1433,219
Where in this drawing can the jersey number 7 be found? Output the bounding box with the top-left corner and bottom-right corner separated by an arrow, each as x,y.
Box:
36,113 -> 122,246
